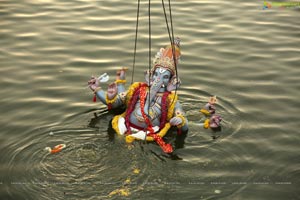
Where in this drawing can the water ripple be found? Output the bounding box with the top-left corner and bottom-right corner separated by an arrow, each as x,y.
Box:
1,0 -> 300,199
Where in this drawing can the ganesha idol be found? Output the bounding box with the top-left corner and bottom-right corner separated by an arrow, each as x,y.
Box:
88,38 -> 188,153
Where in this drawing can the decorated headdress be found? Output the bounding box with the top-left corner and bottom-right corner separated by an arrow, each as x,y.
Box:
152,37 -> 181,76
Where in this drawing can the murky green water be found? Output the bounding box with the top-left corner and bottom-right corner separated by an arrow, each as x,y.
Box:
0,0 -> 299,199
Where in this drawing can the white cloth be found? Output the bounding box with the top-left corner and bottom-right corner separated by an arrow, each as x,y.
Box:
117,116 -> 159,140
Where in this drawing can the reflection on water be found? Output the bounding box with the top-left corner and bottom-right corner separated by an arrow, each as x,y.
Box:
0,0 -> 299,199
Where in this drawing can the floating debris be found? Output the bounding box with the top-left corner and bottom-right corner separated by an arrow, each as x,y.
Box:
45,144 -> 66,154
214,189 -> 221,194
124,178 -> 131,184
133,168 -> 140,174
109,188 -> 130,197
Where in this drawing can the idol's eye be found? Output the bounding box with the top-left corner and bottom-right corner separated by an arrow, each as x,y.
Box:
154,72 -> 158,76
163,75 -> 170,79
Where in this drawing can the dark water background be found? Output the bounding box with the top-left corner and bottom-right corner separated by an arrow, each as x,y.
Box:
0,0 -> 299,199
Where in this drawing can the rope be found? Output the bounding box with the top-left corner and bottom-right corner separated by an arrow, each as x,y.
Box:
148,0 -> 151,114
131,0 -> 178,112
131,0 -> 141,84
161,0 -> 172,45
148,0 -> 151,72
162,0 -> 178,107
168,0 -> 178,80
168,0 -> 179,107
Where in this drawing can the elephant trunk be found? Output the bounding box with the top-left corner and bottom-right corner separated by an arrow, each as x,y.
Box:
143,76 -> 165,116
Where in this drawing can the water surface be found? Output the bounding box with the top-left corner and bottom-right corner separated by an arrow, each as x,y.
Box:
0,0 -> 299,199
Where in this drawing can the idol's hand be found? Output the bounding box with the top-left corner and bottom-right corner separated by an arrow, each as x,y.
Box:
170,116 -> 183,126
116,67 -> 128,80
88,76 -> 99,91
107,82 -> 118,100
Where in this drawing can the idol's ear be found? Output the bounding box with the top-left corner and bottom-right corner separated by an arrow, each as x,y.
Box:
144,70 -> 151,86
167,76 -> 181,91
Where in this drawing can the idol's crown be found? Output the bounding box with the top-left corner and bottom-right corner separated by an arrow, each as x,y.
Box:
152,37 -> 181,75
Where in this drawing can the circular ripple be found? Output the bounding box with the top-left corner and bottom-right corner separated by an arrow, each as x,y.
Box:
5,109 -> 169,200
5,110 -> 116,199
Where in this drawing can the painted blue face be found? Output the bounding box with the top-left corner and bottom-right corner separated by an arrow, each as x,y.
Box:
151,67 -> 171,92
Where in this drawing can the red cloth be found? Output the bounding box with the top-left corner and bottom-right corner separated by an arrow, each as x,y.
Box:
152,134 -> 173,153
